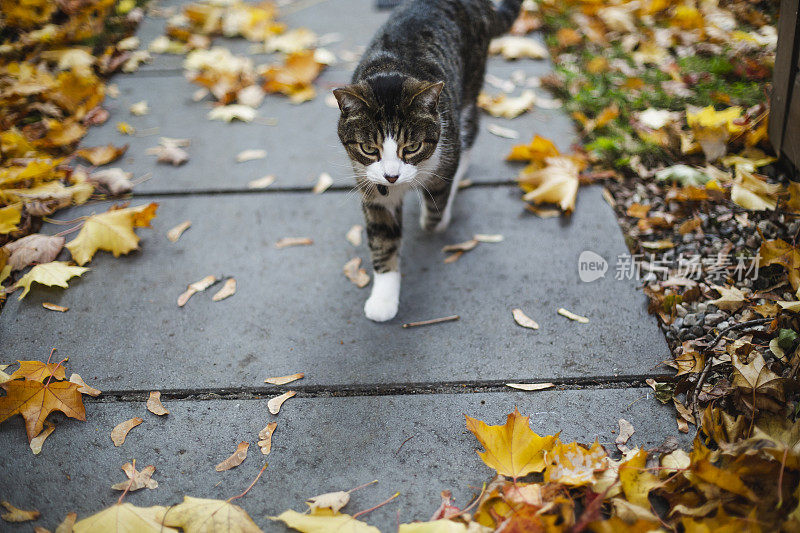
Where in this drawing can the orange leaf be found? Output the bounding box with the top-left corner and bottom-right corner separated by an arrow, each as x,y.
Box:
0,380 -> 85,441
8,360 -> 66,382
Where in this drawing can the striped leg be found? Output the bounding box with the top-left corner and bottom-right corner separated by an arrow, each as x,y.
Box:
363,200 -> 402,322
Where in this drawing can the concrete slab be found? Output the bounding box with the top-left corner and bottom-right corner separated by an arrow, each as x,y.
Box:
0,389 -> 686,531
84,64 -> 571,194
0,187 -> 667,391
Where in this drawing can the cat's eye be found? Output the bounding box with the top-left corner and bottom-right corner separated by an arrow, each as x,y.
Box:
359,143 -> 379,156
403,142 -> 422,155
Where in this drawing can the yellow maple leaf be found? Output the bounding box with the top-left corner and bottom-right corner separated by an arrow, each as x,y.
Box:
619,448 -> 659,508
686,106 -> 744,161
0,203 -> 22,234
544,439 -> 608,486
66,203 -> 158,265
730,167 -> 780,211
518,156 -> 580,213
759,238 -> 800,290
465,407 -> 557,479
271,509 -> 379,533
13,261 -> 89,299
477,91 -> 536,119
74,503 -> 176,533
159,496 -> 262,533
506,134 -> 559,164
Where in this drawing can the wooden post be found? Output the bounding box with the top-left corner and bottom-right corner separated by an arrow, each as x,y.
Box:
770,0 -> 800,161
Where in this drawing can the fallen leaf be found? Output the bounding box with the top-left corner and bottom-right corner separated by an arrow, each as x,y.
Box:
236,149 -> 267,162
271,510 -> 380,533
75,144 -> 128,166
276,237 -> 313,249
43,302 -> 69,312
268,391 -> 296,414
619,448 -> 659,507
177,275 -> 217,307
66,203 -> 159,266
465,408 -> 557,478
29,421 -> 55,455
130,101 -> 149,115
519,156 -> 580,213
641,239 -> 674,250
545,439 -> 608,486
731,167 -> 780,211
343,257 -> 370,288
558,308 -> 589,323
506,382 -> 554,391
111,462 -> 159,491
478,90 -> 536,118
117,122 -> 135,135
216,441 -> 249,471
258,422 -> 277,454
87,168 -> 134,195
306,491 -> 350,513
146,141 -> 189,166
248,175 -> 276,189
313,172 -> 333,194
442,240 -> 478,253
111,417 -> 143,446
13,261 -> 89,299
69,373 -> 101,396
709,285 -> 747,311
74,503 -> 175,532
212,278 -> 236,301
207,104 -> 256,122
264,373 -> 304,385
487,123 -> 520,139
0,204 -> 21,234
166,220 -> 191,242
1,501 -> 40,523
443,251 -> 463,264
0,379 -> 86,441
615,419 -> 635,451
9,360 -> 66,382
346,225 -> 363,246
147,391 -> 169,416
3,234 -> 65,271
506,134 -> 560,164
158,497 -> 260,533
512,308 -> 539,330
56,512 -> 77,533
489,36 -> 547,59
474,234 -> 503,243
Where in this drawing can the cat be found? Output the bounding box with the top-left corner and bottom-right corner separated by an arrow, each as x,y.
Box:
334,0 -> 523,322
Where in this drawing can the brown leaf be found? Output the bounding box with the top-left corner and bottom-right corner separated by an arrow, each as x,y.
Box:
212,278 -> 236,302
343,257 -> 370,288
312,172 -> 333,194
558,308 -> 589,323
29,421 -> 55,455
442,239 -> 478,253
264,373 -> 304,385
69,373 -> 101,396
111,461 -> 159,491
147,391 -> 169,416
111,417 -> 143,446
56,512 -> 77,533
76,144 -> 128,166
346,225 -> 363,246
0,379 -> 85,441
166,220 -> 191,243
275,237 -> 313,249
42,302 -> 69,312
512,308 -> 539,330
177,275 -> 217,307
215,441 -> 249,471
268,391 -> 296,414
9,360 -> 66,382
3,234 -> 65,271
258,422 -> 277,455
1,501 -> 40,523
505,382 -> 554,391
88,168 -> 134,195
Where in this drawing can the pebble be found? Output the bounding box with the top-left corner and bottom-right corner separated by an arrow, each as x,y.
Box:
690,325 -> 704,338
684,314 -> 699,327
705,313 -> 724,326
675,304 -> 688,318
746,235 -> 760,248
697,303 -> 707,313
718,321 -> 729,330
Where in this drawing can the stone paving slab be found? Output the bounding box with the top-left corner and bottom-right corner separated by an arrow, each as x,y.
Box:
0,389 -> 685,531
0,187 -> 667,391
83,66 -> 572,193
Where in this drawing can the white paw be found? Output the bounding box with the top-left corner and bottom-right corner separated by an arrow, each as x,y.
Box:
364,294 -> 399,322
364,271 -> 401,322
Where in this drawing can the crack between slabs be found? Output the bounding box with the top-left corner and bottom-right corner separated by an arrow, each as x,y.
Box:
87,374 -> 675,403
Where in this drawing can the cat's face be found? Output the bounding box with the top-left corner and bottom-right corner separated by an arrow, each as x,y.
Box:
334,74 -> 443,191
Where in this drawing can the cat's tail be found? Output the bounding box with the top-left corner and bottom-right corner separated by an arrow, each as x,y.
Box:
488,0 -> 524,37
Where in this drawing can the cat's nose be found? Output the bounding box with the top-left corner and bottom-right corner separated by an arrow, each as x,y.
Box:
384,174 -> 399,183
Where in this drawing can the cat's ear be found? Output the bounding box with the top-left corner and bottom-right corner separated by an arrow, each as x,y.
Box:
332,86 -> 369,114
409,81 -> 444,112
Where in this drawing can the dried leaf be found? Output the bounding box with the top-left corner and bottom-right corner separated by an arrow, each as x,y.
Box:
13,261 -> 89,299
474,234 -> 503,243
43,302 -> 68,312
9,360 -> 66,382
519,156 -> 580,213
615,419 -> 635,451
268,391 -> 296,414
29,421 -> 55,455
66,203 -> 159,266
506,382 -> 553,391
212,278 -> 236,301
558,308 -> 589,323
258,422 -> 277,455
487,123 -> 519,139
306,491 -> 350,513
207,104 -> 256,122
3,233 -> 65,271
158,497 -> 259,532
709,285 -> 747,312
215,441 -> 249,471
130,101 -> 149,115
343,257 -> 370,288
166,220 -> 191,242
74,503 -> 174,532
0,379 -> 86,441
69,373 -> 101,396
275,237 -> 313,249
1,501 -> 40,523
264,373 -> 304,385
442,240 -> 478,253
248,175 -> 276,189
512,308 -> 539,330
478,91 -> 536,119
111,417 -> 142,446
271,510 -> 379,533
87,168 -> 134,195
489,36 -> 547,59
111,462 -> 159,491
313,172 -> 333,194
146,391 -> 169,416
76,144 -> 128,166
177,275 -> 217,307
236,149 -> 267,162
346,225 -> 363,246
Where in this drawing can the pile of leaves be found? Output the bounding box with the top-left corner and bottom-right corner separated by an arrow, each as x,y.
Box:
0,0 -> 162,308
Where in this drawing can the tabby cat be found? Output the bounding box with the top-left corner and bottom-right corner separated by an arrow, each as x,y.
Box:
334,0 -> 523,321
